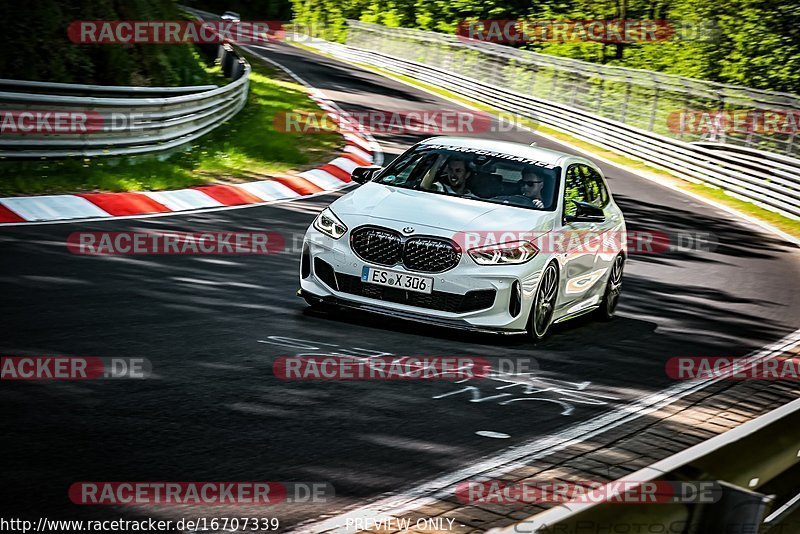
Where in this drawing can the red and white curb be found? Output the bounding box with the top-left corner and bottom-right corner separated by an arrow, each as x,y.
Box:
0,89 -> 381,225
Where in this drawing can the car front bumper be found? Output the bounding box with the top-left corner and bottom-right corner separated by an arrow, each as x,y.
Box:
299,227 -> 548,334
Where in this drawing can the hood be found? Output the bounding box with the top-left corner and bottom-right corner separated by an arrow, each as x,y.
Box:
331,182 -> 555,234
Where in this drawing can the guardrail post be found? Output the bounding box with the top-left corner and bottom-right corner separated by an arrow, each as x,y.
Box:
594,76 -> 605,114
679,79 -> 691,141
549,70 -> 560,102
710,89 -> 726,145
691,482 -> 772,533
569,73 -> 579,106
649,87 -> 659,132
222,44 -> 236,77
620,77 -> 632,123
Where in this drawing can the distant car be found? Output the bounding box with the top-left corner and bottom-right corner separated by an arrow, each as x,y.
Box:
298,137 -> 626,340
220,11 -> 241,22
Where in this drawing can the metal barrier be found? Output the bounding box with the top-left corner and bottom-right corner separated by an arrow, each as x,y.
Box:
304,35 -> 800,219
0,45 -> 250,158
486,397 -> 800,533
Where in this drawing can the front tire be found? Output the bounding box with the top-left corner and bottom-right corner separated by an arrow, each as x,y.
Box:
528,262 -> 559,341
596,254 -> 624,321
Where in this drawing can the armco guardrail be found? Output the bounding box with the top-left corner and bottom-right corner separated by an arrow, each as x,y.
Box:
0,44 -> 249,158
304,33 -> 800,219
486,397 -> 800,533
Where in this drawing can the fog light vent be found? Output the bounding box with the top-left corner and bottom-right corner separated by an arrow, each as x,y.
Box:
301,245 -> 311,279
509,280 -> 522,317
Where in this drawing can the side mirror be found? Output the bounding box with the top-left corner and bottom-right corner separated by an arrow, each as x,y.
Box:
564,201 -> 605,223
351,166 -> 382,184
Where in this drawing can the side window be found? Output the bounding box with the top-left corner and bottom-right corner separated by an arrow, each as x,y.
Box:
563,164 -> 588,217
380,151 -> 430,186
580,165 -> 609,208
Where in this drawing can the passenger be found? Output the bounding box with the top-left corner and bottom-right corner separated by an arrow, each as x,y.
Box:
421,154 -> 474,196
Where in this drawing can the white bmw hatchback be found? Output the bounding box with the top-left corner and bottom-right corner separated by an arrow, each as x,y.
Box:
299,137 -> 626,340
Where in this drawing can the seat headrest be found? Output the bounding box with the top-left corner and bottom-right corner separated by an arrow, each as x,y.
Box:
468,173 -> 503,198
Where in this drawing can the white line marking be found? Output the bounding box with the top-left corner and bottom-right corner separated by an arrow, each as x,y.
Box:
476,431 -> 511,439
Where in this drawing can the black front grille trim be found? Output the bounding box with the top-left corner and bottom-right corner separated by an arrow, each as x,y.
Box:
350,225 -> 462,273
335,271 -> 495,313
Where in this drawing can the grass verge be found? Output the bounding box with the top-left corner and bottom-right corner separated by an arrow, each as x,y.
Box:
0,50 -> 342,197
296,43 -> 800,239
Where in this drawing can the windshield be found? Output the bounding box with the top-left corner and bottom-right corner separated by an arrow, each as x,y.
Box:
374,144 -> 561,211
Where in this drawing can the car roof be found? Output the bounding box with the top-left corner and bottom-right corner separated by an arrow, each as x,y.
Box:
419,136 -> 570,166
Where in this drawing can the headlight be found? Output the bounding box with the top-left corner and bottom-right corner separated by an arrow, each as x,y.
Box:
468,240 -> 539,265
313,208 -> 348,239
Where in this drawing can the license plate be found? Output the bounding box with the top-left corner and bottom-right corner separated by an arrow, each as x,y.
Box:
361,266 -> 433,294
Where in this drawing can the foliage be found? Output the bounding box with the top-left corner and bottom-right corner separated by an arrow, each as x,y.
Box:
0,0 -> 215,86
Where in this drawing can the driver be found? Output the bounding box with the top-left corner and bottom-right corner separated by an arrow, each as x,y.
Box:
421,154 -> 474,196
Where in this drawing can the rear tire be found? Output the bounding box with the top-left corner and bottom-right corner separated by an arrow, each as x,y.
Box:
596,254 -> 624,321
528,262 -> 559,341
